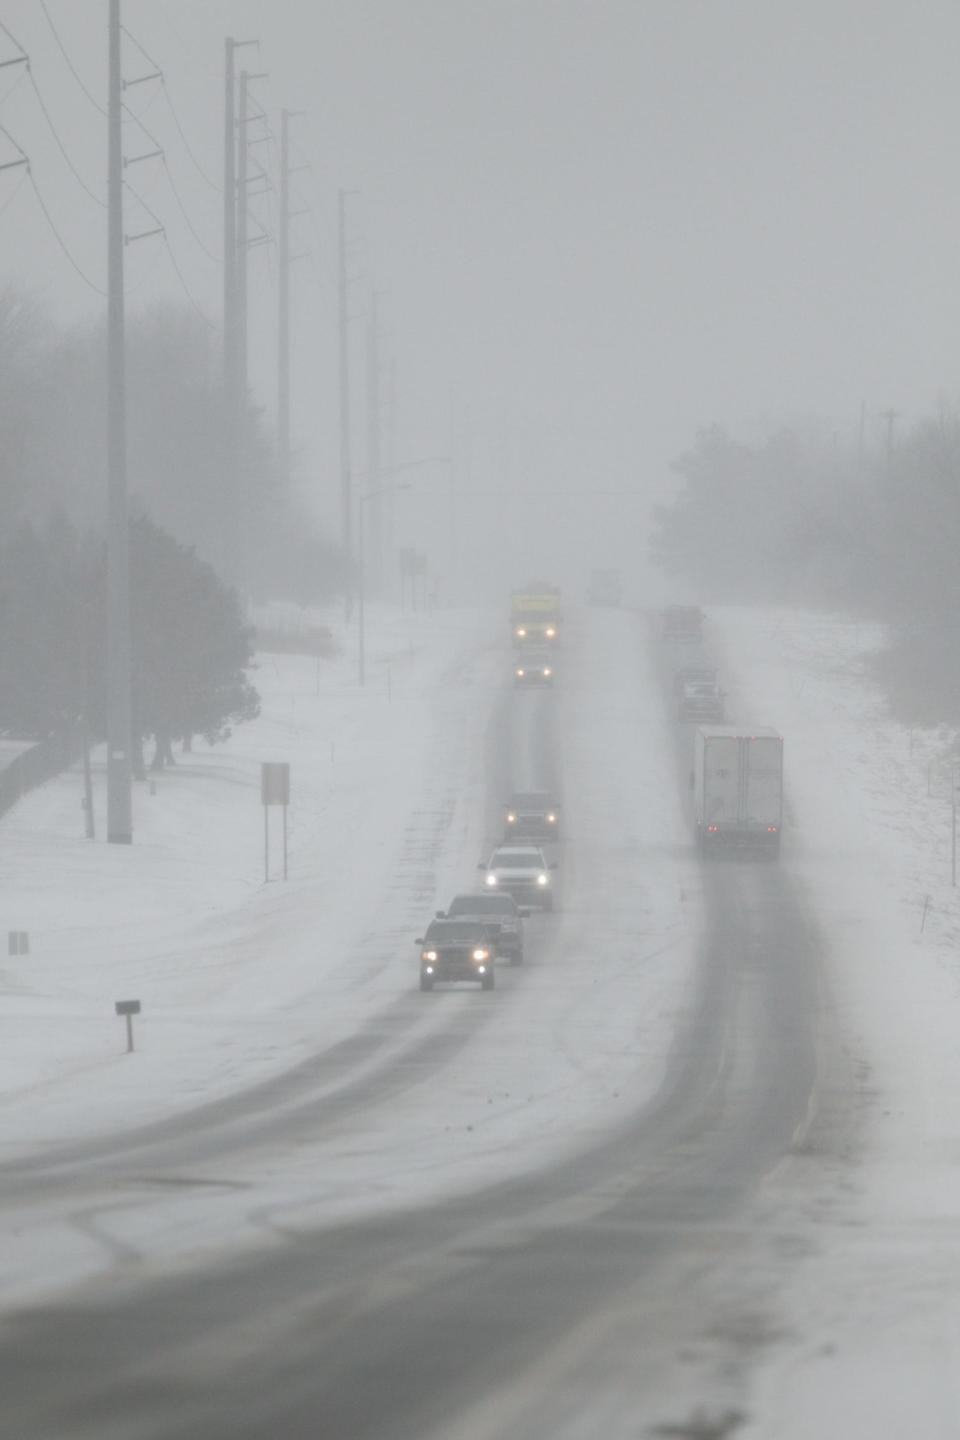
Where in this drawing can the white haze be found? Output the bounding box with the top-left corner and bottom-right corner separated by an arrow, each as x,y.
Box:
0,0 -> 957,597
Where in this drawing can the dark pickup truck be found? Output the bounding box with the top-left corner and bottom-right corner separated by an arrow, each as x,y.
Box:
438,892 -> 525,965
416,919 -> 495,991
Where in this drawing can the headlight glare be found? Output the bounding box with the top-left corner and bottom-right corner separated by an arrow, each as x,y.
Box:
485,873 -> 498,886
537,873 -> 548,886
472,948 -> 489,961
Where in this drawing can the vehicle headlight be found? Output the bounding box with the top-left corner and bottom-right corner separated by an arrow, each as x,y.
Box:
516,669 -> 525,678
422,950 -> 437,961
537,873 -> 548,886
546,627 -> 556,638
516,627 -> 526,638
506,813 -> 516,823
543,667 -> 552,677
547,813 -> 556,823
472,948 -> 489,962
485,873 -> 498,886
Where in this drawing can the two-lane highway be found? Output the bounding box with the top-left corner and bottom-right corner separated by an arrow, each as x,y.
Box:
0,609 -> 853,1438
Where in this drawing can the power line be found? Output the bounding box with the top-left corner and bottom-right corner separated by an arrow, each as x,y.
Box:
161,78 -> 221,193
26,65 -> 106,208
38,0 -> 107,116
162,157 -> 218,261
0,65 -> 29,110
122,99 -> 218,265
163,234 -> 217,330
27,167 -> 105,295
0,165 -> 27,221
0,16 -> 106,208
121,23 -> 221,195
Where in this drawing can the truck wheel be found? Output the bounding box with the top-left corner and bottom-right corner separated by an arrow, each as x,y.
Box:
419,973 -> 434,992
481,970 -> 495,991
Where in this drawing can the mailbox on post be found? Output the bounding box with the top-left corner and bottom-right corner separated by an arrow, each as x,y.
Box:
115,999 -> 141,1054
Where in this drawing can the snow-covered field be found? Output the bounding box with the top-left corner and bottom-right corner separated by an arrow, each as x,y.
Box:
711,607 -> 960,1438
0,606 -> 500,1148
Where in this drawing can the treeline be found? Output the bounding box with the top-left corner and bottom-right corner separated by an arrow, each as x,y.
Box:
651,411 -> 960,723
0,514 -> 259,769
0,286 -> 348,758
0,289 -> 347,606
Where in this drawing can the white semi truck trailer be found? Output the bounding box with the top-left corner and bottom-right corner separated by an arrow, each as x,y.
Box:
693,726 -> 783,858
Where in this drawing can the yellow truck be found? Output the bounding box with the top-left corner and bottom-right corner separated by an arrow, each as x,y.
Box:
511,585 -> 561,647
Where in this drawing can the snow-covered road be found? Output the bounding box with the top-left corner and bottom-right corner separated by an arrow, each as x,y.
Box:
2,600 -> 959,1436
0,603 -> 700,1312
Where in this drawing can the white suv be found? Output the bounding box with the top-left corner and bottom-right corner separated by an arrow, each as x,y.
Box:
478,845 -> 556,911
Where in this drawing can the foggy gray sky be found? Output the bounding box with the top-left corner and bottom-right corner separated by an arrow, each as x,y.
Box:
1,1 -> 958,589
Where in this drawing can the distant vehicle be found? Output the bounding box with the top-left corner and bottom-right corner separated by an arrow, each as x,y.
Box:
479,844 -> 556,911
504,791 -> 561,842
514,651 -> 555,686
662,605 -> 703,641
416,919 -> 495,991
693,726 -> 783,857
511,584 -> 561,647
588,568 -> 622,607
439,892 -> 525,965
672,662 -> 718,696
677,679 -> 725,723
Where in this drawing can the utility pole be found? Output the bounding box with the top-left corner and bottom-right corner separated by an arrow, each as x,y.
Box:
338,188 -> 353,618
881,407 -> 899,474
277,109 -> 307,490
222,36 -> 256,587
278,108 -> 290,488
106,0 -> 132,844
366,290 -> 382,593
237,68 -> 249,404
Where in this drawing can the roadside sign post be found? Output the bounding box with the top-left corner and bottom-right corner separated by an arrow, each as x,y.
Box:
261,762 -> 291,883
115,999 -> 141,1054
